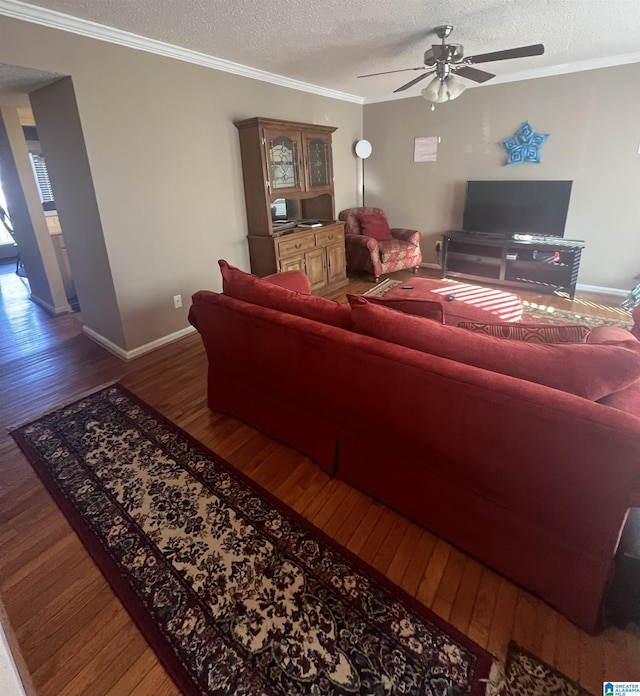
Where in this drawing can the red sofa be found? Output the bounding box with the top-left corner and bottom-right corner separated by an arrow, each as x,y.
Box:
189,261 -> 640,633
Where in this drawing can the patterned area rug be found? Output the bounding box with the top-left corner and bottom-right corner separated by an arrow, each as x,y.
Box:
502,643 -> 592,696
522,302 -> 633,331
362,278 -> 402,297
11,385 -> 492,696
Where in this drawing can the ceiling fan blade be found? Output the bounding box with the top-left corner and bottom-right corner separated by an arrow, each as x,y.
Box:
393,70 -> 435,93
454,65 -> 495,83
466,43 -> 544,65
358,66 -> 426,78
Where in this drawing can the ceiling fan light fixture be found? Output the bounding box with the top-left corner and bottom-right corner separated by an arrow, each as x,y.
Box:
421,74 -> 466,103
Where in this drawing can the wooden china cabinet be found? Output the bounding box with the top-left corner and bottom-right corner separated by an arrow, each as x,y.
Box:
234,117 -> 347,295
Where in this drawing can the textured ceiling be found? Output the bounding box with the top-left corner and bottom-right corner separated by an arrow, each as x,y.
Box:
0,63 -> 63,100
4,0 -> 640,100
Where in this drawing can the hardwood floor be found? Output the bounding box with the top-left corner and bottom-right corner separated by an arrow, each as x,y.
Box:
0,261 -> 637,695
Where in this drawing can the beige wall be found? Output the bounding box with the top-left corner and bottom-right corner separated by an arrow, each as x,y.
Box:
0,107 -> 69,313
30,78 -> 125,346
364,63 -> 640,290
0,18 -> 362,352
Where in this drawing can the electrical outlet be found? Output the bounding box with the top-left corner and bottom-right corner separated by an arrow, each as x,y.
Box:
173,294 -> 182,309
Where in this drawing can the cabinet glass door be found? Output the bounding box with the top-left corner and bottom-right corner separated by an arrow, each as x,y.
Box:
305,135 -> 331,189
265,131 -> 301,191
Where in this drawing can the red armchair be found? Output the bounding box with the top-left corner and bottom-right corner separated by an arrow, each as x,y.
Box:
338,207 -> 423,283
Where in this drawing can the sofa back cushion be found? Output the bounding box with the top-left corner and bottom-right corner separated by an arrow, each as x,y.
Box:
458,321 -> 590,344
347,294 -> 444,323
219,260 -> 352,330
350,297 -> 640,400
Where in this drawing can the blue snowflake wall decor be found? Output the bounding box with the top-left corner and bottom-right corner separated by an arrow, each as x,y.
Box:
501,121 -> 549,165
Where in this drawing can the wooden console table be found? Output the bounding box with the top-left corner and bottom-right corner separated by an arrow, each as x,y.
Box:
248,221 -> 346,294
441,231 -> 585,300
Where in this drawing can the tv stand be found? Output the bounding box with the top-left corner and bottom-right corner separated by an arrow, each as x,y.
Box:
441,231 -> 585,300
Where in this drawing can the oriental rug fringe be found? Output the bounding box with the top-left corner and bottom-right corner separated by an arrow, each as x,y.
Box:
11,385 -> 493,696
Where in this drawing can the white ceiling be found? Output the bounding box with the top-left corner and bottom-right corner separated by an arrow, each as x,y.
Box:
2,0 -> 640,101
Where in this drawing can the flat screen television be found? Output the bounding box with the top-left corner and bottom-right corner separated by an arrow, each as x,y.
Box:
462,180 -> 573,238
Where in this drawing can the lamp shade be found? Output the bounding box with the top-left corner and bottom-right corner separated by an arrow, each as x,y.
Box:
421,75 -> 466,103
354,139 -> 372,159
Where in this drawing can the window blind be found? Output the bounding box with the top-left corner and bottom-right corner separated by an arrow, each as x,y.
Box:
29,153 -> 55,204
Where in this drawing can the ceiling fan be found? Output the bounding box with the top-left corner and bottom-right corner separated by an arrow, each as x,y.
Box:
358,25 -> 544,103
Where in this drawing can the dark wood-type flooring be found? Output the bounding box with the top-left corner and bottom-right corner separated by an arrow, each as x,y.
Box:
0,261 -> 637,695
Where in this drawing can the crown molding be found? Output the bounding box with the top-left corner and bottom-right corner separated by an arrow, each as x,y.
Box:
363,50 -> 640,104
3,0 -> 638,108
0,0 -> 364,105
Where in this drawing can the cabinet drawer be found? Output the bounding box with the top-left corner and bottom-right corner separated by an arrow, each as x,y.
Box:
315,228 -> 343,246
277,234 -> 315,257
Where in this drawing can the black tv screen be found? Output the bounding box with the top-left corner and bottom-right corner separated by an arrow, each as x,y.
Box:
462,180 -> 572,238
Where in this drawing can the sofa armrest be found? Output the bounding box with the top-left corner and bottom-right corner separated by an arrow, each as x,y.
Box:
391,228 -> 420,246
345,234 -> 379,252
263,270 -> 311,294
187,305 -> 199,330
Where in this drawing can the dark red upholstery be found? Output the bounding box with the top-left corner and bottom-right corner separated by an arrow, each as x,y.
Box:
263,269 -> 311,293
189,266 -> 640,633
219,260 -> 352,330
633,306 -> 640,339
379,277 -> 523,324
350,297 -> 640,401
348,294 -> 444,323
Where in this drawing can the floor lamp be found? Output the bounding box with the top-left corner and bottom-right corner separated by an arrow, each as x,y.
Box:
354,139 -> 372,207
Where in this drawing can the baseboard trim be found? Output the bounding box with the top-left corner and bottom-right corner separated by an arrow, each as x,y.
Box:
30,293 -> 72,315
82,325 -> 196,361
575,283 -> 629,298
420,262 -> 441,270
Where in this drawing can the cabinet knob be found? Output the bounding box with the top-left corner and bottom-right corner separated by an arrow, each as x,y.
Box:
295,243 -> 301,249
327,234 -> 333,240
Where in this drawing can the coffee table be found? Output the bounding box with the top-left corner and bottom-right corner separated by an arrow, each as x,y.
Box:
378,278 -> 523,325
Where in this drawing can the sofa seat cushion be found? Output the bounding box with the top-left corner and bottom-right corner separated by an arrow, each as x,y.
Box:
350,297 -> 640,400
376,239 -> 410,263
357,212 -> 392,241
219,260 -> 352,330
458,321 -> 591,344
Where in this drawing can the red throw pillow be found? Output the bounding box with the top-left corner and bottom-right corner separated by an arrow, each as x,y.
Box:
357,213 -> 392,241
350,297 -> 640,400
458,321 -> 590,344
218,260 -> 352,330
347,294 -> 443,323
